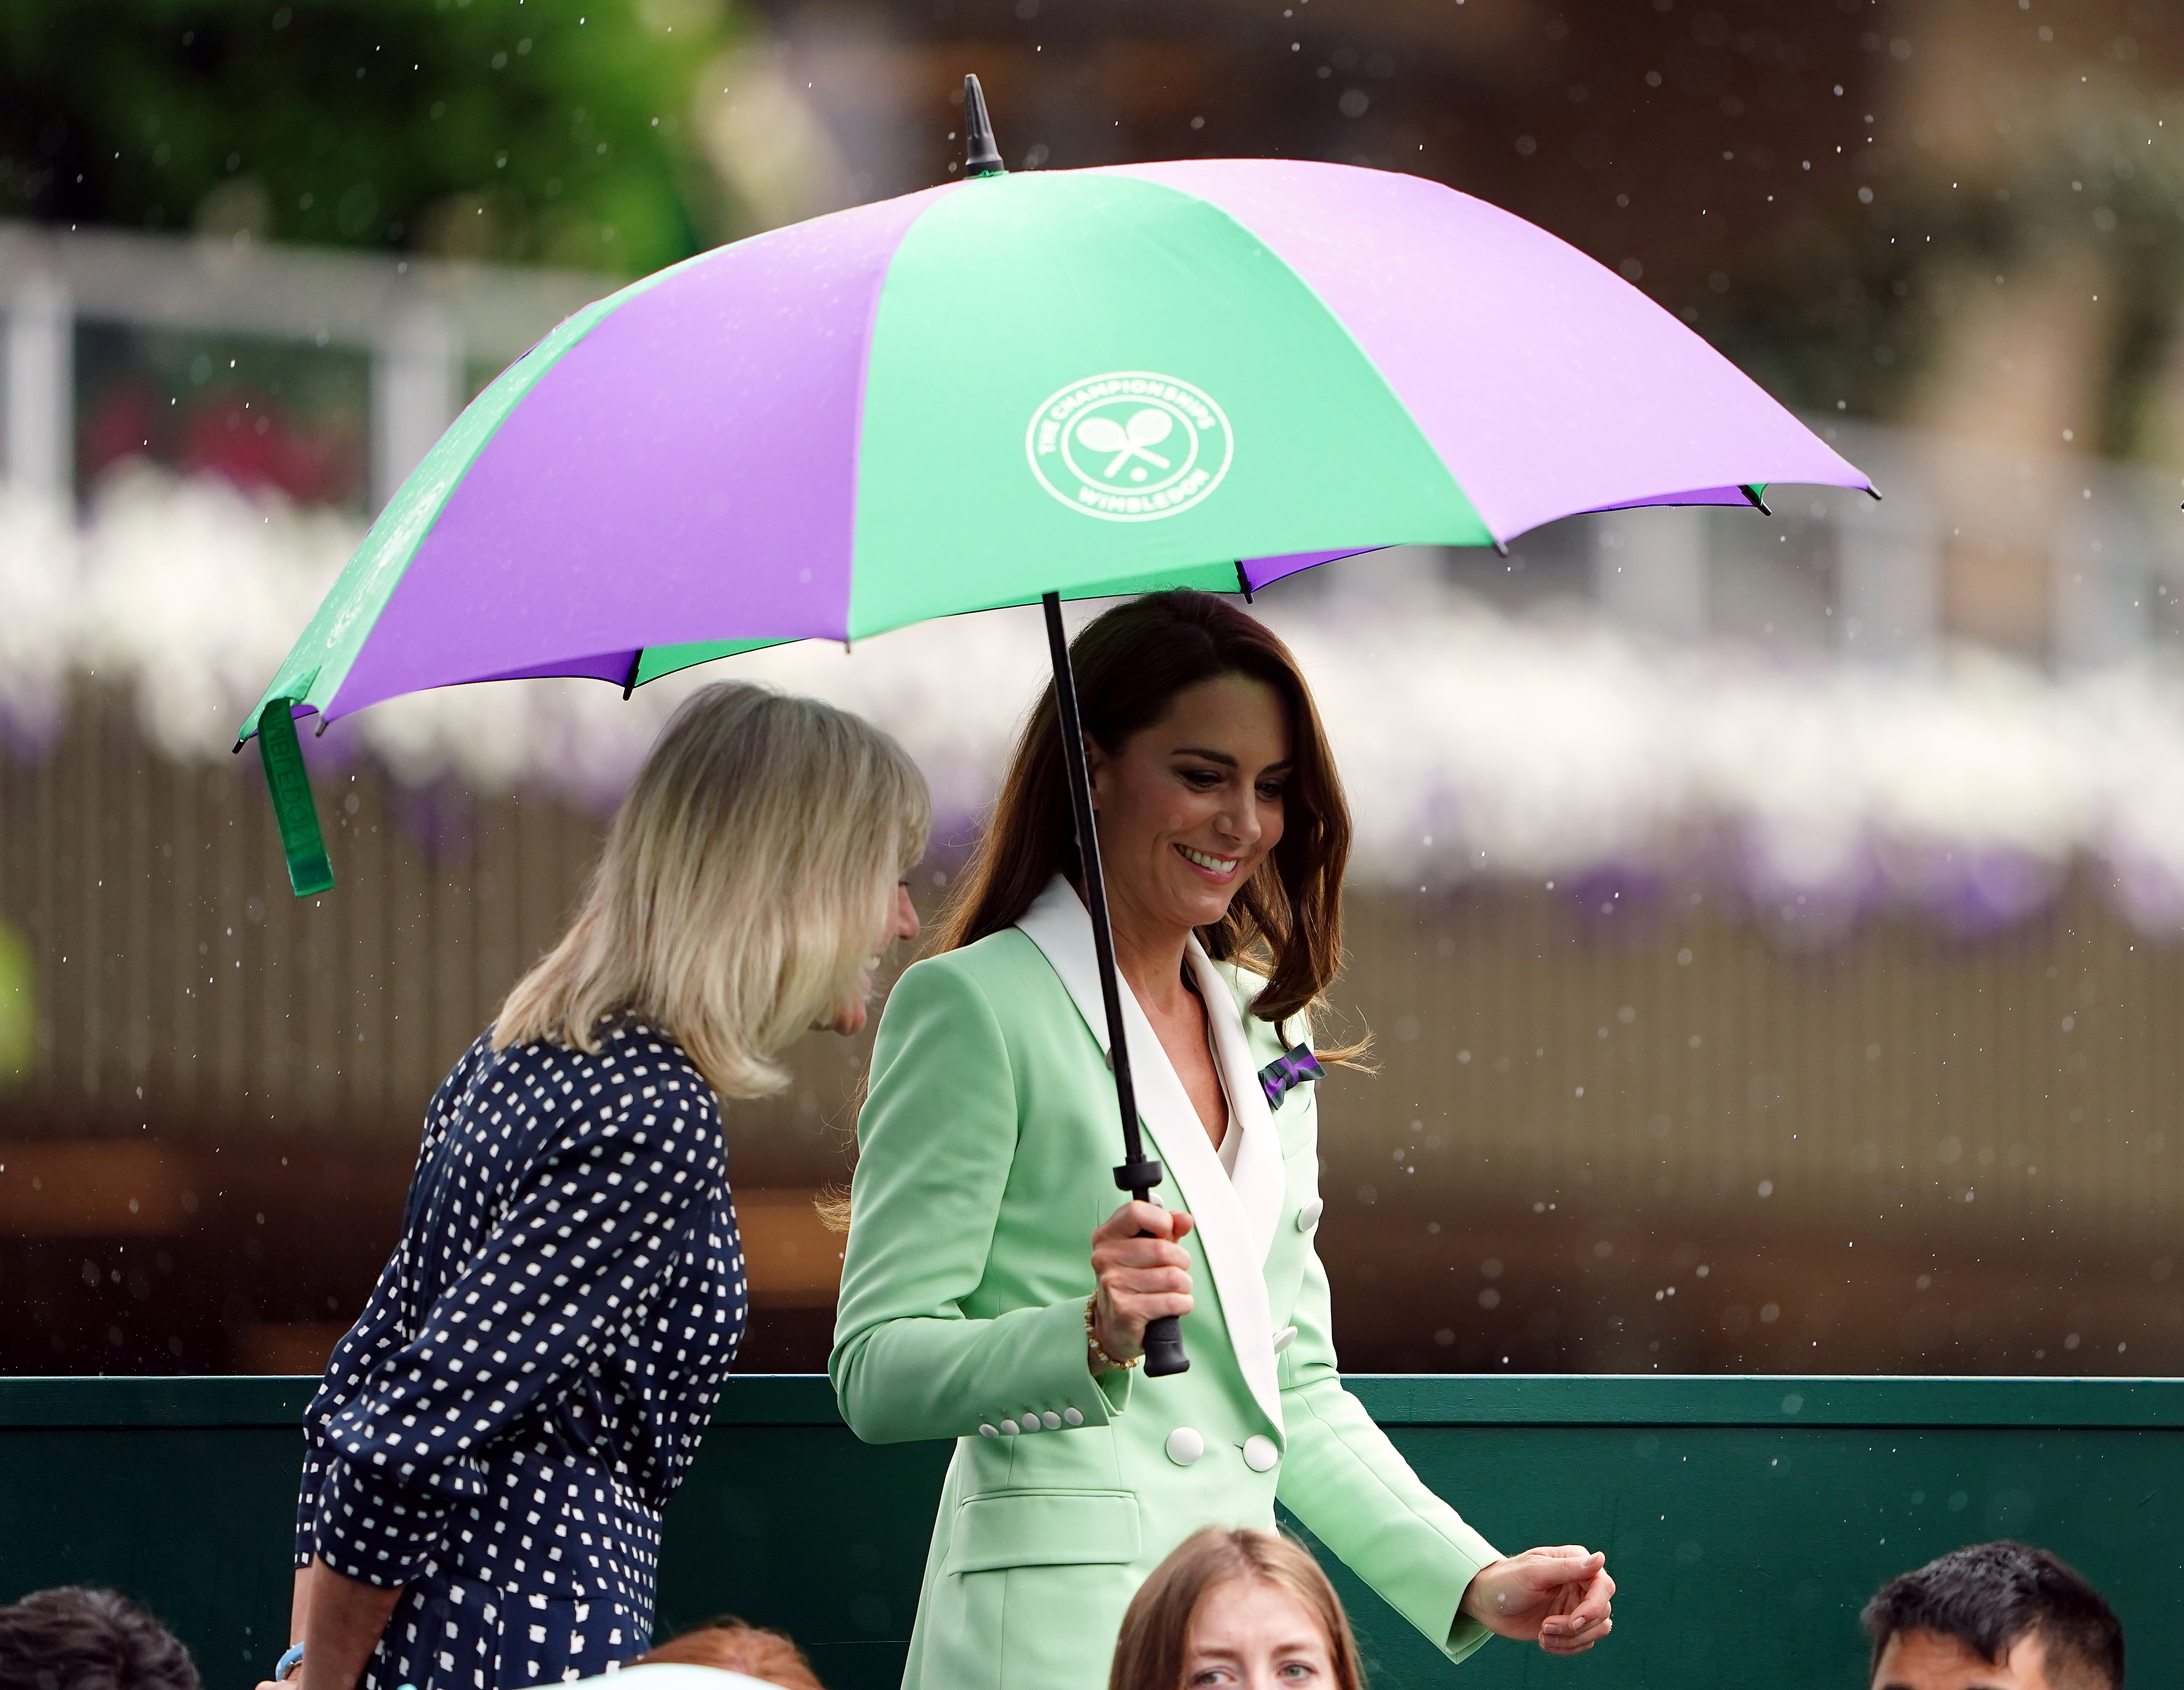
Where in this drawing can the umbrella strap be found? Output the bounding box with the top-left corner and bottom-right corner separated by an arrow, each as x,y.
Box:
257,699 -> 335,898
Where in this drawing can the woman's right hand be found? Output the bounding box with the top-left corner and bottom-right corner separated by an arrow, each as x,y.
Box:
1089,1199 -> 1195,1366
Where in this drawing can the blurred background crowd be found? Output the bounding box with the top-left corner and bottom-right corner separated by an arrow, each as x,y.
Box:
3,0 -> 2183,1379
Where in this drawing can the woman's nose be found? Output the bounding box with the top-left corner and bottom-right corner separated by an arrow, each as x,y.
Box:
895,883 -> 922,941
1219,801 -> 1262,846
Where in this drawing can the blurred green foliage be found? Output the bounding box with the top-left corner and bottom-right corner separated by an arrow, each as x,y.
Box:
0,918 -> 30,1085
0,0 -> 734,275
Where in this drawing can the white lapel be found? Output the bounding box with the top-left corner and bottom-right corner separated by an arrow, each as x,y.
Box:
1016,877 -> 1284,1433
1184,938 -> 1285,1269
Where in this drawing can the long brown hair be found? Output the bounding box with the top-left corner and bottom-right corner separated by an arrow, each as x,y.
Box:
1108,1527 -> 1366,1690
936,590 -> 1350,1030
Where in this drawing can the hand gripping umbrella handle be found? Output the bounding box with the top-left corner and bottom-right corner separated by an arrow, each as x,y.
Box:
1043,592 -> 1189,1379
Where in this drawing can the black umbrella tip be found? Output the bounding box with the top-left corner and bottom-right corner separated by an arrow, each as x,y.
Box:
963,74 -> 1006,177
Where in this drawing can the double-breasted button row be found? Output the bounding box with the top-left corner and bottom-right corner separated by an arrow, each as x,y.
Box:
977,1406 -> 1086,1437
1163,1427 -> 1282,1471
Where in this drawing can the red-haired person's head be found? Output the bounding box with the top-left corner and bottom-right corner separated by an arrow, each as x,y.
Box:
1109,1527 -> 1366,1690
636,1617 -> 826,1689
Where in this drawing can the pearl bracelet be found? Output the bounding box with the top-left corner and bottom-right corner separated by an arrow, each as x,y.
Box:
1085,1295 -> 1141,1373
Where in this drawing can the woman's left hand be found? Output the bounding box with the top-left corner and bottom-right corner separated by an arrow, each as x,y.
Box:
1459,1546 -> 1615,1654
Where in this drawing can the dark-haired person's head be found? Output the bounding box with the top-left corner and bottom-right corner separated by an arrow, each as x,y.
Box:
938,588 -> 1351,1031
1863,1541 -> 2123,1690
0,1586 -> 198,1690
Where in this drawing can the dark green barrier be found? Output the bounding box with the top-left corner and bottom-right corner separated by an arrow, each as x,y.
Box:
1,1375 -> 2174,1688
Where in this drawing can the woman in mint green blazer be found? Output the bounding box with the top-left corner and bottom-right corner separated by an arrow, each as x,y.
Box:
831,591 -> 1614,1690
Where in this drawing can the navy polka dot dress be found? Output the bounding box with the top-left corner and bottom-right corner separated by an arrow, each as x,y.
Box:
294,1017 -> 748,1688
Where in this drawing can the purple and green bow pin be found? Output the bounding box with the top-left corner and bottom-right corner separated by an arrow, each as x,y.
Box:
1259,1045 -> 1326,1112
244,79 -> 1869,1376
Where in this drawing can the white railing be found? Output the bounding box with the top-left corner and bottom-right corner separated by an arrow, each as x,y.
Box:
0,222 -> 615,510
1586,419 -> 2184,672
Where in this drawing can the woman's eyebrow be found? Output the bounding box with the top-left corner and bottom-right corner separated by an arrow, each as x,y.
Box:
1168,747 -> 1295,772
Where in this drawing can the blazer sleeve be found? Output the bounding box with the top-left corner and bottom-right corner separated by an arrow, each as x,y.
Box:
831,956 -> 1128,1445
1275,1208 -> 1503,1664
295,1244 -> 410,1569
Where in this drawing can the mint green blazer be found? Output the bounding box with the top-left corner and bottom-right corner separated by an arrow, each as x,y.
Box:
831,879 -> 1500,1690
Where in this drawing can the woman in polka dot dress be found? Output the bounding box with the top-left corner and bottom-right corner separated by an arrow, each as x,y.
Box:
264,682 -> 930,1690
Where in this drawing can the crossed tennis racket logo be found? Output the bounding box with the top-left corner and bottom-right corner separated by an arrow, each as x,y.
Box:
1025,371 -> 1232,523
1075,407 -> 1174,481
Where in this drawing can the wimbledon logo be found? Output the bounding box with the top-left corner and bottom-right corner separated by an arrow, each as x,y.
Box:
1026,372 -> 1233,522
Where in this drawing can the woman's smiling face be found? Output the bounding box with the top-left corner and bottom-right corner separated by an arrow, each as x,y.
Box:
1089,672 -> 1291,940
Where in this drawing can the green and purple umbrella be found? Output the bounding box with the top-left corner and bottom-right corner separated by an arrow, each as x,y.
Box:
248,114 -> 1867,766
246,84 -> 1867,1375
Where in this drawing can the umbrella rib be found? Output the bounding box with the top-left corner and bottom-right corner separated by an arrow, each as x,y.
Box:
622,649 -> 644,700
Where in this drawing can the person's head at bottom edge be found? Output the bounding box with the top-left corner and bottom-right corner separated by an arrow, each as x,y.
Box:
1110,1526 -> 1365,1690
1864,1540 -> 2124,1690
634,1616 -> 825,1689
0,1586 -> 198,1690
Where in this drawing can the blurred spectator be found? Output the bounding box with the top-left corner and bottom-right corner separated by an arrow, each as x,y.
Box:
635,1617 -> 825,1687
1864,1541 -> 2124,1690
0,1586 -> 197,1690
1108,1526 -> 1365,1690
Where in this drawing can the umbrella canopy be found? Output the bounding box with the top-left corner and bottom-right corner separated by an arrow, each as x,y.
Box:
247,155 -> 1868,736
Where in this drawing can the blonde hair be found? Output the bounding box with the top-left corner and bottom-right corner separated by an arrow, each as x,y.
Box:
494,680 -> 929,1099
1108,1526 -> 1366,1690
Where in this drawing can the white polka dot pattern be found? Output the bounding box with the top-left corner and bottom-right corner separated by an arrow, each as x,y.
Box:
291,1019 -> 746,1687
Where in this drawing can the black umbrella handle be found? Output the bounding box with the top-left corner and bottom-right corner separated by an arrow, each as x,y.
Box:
1043,592 -> 1189,1379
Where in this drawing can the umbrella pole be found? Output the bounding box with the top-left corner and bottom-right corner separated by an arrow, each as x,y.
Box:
1042,592 -> 1189,1378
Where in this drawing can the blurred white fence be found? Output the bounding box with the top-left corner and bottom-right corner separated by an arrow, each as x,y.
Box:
6,466 -> 2184,944
0,222 -> 612,508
